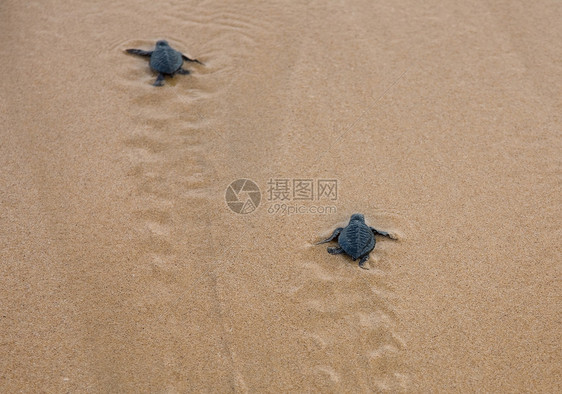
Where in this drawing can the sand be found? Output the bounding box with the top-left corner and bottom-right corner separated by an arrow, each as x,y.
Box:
1,0 -> 560,392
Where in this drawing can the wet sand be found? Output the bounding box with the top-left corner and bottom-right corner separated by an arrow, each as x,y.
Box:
1,0 -> 560,392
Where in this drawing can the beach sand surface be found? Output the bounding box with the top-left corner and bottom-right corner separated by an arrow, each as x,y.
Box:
1,0 -> 560,392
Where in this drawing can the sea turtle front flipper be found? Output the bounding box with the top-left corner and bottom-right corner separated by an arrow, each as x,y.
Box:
370,227 -> 396,239
126,49 -> 153,57
327,247 -> 344,255
153,73 -> 165,86
181,54 -> 204,65
316,227 -> 343,245
177,68 -> 190,75
358,255 -> 370,270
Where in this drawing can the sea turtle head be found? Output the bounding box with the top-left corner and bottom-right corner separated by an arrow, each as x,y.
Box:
350,213 -> 365,223
156,40 -> 169,47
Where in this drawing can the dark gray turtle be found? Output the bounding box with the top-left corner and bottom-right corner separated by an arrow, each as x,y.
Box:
317,213 -> 396,269
126,40 -> 203,86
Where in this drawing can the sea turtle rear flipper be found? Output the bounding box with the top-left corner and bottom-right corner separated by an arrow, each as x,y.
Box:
126,49 -> 153,57
358,255 -> 370,270
181,54 -> 204,65
177,68 -> 191,75
316,227 -> 343,245
153,73 -> 165,86
327,247 -> 344,255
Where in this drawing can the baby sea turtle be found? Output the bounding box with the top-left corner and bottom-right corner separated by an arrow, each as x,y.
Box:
126,40 -> 203,86
317,213 -> 396,269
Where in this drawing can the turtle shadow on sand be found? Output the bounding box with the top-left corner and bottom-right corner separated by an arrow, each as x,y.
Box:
126,40 -> 204,86
317,213 -> 397,270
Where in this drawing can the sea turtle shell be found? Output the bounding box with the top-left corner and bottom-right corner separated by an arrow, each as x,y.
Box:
149,40 -> 183,75
338,214 -> 375,260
